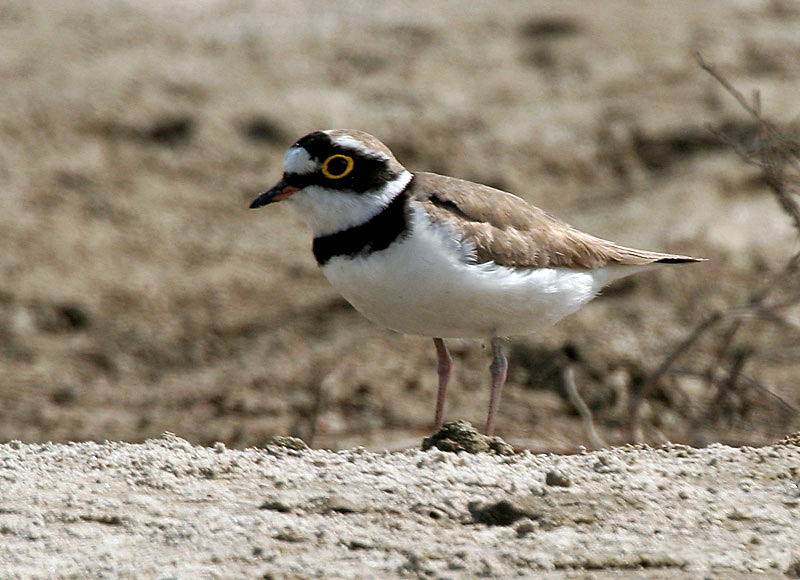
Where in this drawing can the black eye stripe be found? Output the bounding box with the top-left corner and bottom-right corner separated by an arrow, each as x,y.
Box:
285,132 -> 400,192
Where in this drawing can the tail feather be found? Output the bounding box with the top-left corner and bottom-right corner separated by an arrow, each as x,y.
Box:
608,242 -> 706,266
654,255 -> 705,264
595,251 -> 705,288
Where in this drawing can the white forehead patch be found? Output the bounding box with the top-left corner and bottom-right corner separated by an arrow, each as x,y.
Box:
284,146 -> 317,175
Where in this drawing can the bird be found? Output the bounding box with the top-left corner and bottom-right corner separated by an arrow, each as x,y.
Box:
250,129 -> 703,436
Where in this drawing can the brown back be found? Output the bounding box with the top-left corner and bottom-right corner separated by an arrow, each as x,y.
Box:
411,172 -> 700,270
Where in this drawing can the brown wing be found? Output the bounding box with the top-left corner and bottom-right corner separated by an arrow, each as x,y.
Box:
410,172 -> 701,270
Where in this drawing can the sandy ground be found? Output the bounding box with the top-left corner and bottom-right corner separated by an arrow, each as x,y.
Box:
2,1 -> 800,576
2,431 -> 800,579
2,0 -> 800,451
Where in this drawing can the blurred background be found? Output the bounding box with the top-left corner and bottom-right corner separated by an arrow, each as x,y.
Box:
1,0 -> 799,451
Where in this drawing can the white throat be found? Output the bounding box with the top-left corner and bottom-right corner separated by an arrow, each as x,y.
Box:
288,170 -> 413,237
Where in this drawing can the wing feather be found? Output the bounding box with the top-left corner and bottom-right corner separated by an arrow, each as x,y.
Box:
410,172 -> 701,270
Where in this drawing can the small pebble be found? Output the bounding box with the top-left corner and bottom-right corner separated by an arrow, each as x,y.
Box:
545,470 -> 571,487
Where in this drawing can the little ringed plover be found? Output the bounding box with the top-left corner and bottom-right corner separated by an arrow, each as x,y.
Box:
250,129 -> 703,436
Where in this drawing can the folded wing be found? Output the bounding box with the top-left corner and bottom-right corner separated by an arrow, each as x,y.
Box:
411,172 -> 702,270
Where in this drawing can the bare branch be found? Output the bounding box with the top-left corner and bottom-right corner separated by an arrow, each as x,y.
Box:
630,54 -> 800,444
562,364 -> 607,449
672,367 -> 800,427
695,51 -> 800,174
735,372 -> 800,417
694,52 -> 763,120
629,311 -> 723,441
705,124 -> 763,168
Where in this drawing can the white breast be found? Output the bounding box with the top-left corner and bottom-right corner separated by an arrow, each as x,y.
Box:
319,207 -> 616,339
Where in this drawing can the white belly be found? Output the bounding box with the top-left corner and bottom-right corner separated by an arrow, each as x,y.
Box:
320,214 -> 615,338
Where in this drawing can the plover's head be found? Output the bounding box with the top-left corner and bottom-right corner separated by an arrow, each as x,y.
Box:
250,130 -> 412,236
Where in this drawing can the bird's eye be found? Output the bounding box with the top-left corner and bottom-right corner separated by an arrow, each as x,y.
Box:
321,154 -> 354,179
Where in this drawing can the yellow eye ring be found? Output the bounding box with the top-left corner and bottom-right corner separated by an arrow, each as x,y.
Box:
321,154 -> 354,179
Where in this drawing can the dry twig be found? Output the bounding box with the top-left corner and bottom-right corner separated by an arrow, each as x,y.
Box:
562,364 -> 607,449
629,54 -> 800,442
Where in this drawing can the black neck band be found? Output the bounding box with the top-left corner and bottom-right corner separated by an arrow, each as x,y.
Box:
312,177 -> 414,266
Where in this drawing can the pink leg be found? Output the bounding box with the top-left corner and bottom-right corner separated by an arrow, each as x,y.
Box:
485,337 -> 507,436
433,338 -> 451,430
